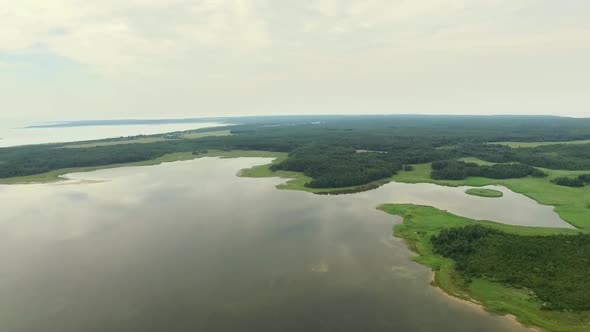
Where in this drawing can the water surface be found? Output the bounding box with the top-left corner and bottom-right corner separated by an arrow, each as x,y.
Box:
0,158 -> 552,331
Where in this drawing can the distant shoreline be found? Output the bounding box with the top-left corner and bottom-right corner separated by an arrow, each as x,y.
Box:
25,117 -> 228,128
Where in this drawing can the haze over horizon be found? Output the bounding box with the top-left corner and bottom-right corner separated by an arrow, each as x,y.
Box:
1,1 -> 589,122
23,113 -> 590,127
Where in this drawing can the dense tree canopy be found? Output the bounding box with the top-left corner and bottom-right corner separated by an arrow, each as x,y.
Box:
459,144 -> 590,170
431,160 -> 546,181
552,177 -> 586,187
578,174 -> 590,184
431,225 -> 590,311
270,145 -> 402,188
1,115 -> 589,188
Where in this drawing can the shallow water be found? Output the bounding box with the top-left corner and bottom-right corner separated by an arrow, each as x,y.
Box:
358,182 -> 572,228
0,158 -> 554,331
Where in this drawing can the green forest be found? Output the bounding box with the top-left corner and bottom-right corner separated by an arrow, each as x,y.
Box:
2,115 -> 590,189
431,225 -> 590,311
551,174 -> 590,187
269,145 -> 402,188
431,160 -> 546,180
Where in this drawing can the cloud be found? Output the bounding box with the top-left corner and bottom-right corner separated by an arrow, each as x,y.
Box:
1,0 -> 273,76
0,1 -> 589,119
3,0 -> 589,75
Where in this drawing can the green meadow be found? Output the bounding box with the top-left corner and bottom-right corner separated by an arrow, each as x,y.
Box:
392,161 -> 590,230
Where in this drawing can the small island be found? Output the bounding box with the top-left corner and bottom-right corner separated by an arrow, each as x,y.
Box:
465,188 -> 503,198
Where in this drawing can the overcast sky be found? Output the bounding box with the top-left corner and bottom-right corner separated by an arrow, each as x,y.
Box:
1,0 -> 589,121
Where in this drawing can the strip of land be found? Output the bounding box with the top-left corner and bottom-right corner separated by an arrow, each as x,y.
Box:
62,130 -> 232,148
465,188 -> 504,198
0,149 -> 390,195
0,150 -> 279,185
392,160 -> 590,230
244,156 -> 590,229
378,204 -> 590,332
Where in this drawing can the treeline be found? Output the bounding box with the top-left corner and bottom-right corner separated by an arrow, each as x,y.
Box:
459,144 -> 590,171
0,127 -> 298,178
1,115 -> 590,188
552,173 -> 590,187
270,145 -> 402,188
0,144 -> 170,178
430,160 -> 546,180
431,225 -> 590,311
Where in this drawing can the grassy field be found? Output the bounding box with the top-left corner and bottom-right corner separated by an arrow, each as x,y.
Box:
379,204 -> 589,332
489,140 -> 590,148
465,188 -> 503,198
392,161 -> 590,230
457,157 -> 500,165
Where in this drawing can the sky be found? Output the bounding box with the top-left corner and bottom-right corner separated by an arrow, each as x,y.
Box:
1,0 -> 589,122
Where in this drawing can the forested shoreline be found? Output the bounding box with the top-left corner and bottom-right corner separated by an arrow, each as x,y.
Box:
3,115 -> 590,331
432,225 -> 590,311
2,115 -> 590,188
382,204 -> 590,332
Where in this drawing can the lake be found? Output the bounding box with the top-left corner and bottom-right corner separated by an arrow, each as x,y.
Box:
0,122 -> 228,147
0,157 -> 562,331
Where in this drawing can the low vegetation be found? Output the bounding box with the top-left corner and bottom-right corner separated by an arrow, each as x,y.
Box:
181,130 -> 232,139
380,204 -> 590,332
465,188 -> 503,198
392,161 -> 590,230
431,225 -> 590,311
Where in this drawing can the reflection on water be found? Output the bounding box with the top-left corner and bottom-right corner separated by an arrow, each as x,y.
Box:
0,158 -> 548,331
